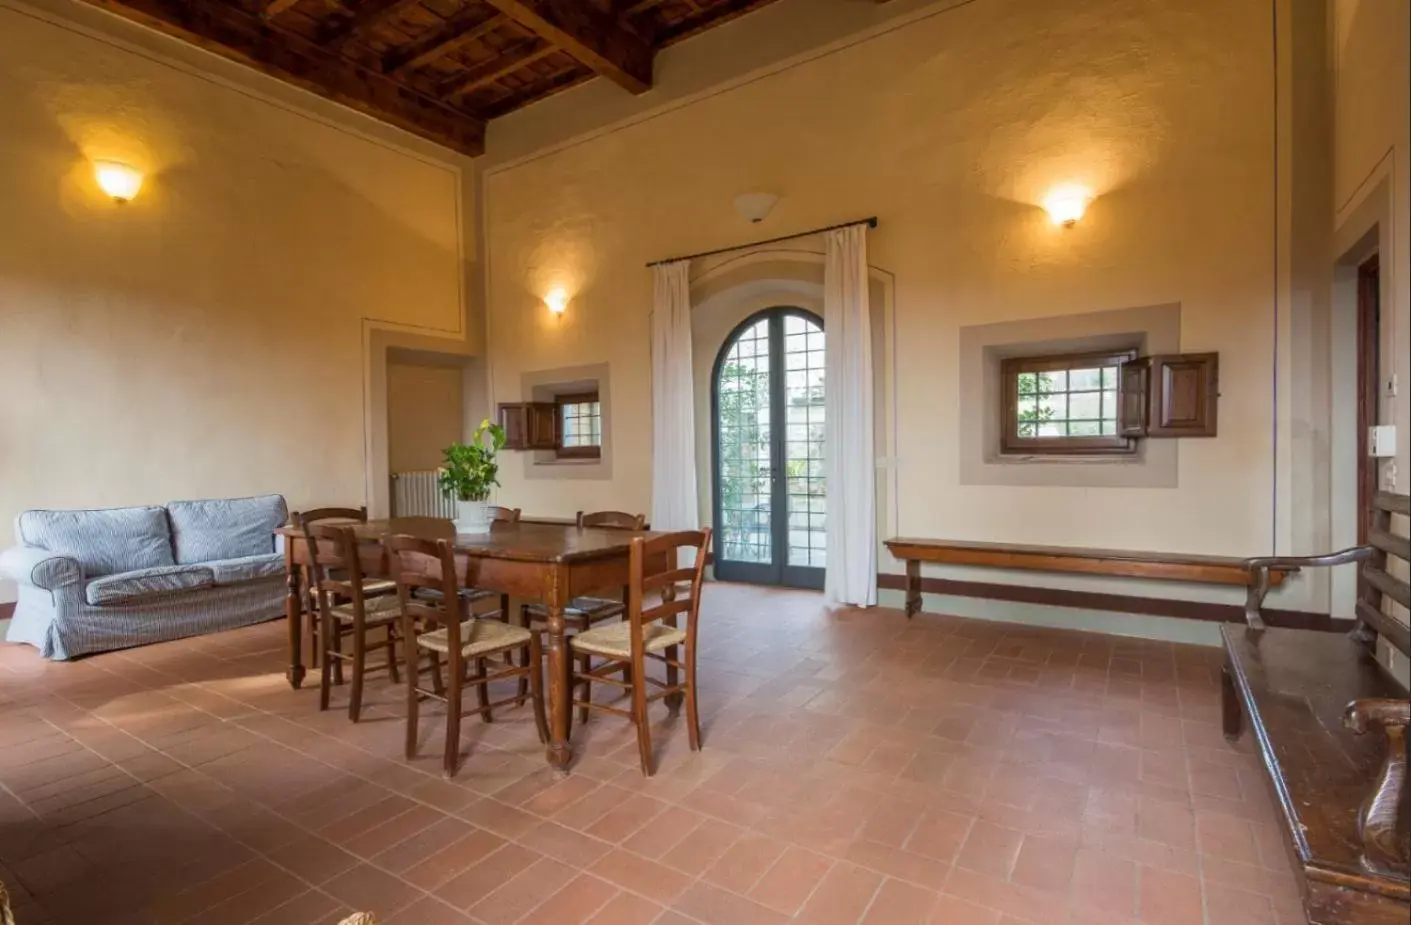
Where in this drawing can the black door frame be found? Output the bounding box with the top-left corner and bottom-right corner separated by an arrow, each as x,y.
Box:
711,307 -> 825,590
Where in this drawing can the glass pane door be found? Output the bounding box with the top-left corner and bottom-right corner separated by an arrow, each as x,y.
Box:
713,308 -> 825,589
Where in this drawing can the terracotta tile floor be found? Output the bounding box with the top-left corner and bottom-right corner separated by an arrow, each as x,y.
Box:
0,585 -> 1307,925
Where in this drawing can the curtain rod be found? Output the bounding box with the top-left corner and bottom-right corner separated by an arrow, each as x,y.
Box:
645,216 -> 878,268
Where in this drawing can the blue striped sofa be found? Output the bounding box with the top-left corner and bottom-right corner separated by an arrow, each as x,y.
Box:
1,495 -> 288,660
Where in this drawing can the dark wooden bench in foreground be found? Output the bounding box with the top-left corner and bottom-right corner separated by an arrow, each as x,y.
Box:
1224,490 -> 1410,925
882,538 -> 1294,618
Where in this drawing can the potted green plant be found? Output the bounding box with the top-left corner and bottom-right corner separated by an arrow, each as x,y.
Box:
438,420 -> 507,535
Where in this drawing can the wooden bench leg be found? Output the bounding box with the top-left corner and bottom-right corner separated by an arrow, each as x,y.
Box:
1221,664 -> 1242,742
905,559 -> 921,618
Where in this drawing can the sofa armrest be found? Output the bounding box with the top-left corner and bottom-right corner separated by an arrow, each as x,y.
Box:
0,545 -> 83,591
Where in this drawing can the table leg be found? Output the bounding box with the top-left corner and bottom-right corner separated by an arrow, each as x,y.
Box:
544,599 -> 573,772
905,559 -> 922,618
285,556 -> 305,690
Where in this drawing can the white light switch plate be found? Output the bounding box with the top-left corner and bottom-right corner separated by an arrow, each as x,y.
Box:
1368,425 -> 1398,457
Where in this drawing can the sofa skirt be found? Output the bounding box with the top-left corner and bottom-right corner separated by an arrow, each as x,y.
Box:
6,578 -> 286,660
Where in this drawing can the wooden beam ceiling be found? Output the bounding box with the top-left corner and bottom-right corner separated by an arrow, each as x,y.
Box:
480,0 -> 653,94
261,0 -> 301,19
442,40 -> 556,99
324,0 -> 424,50
81,0 -> 485,155
383,10 -> 505,75
83,0 -> 788,155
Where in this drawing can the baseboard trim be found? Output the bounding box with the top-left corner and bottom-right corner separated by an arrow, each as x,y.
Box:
876,574 -> 1346,632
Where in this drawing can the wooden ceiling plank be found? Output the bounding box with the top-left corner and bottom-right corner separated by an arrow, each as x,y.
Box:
480,0 -> 652,94
262,0 -> 302,18
654,0 -> 782,48
80,0 -> 484,155
384,10 -> 504,74
326,0 -> 424,50
620,0 -> 668,14
442,40 -> 556,98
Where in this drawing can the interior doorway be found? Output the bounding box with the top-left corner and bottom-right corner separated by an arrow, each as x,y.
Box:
711,307 -> 826,589
1356,256 -> 1381,595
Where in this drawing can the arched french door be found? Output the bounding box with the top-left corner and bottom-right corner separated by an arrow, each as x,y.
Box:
711,307 -> 825,589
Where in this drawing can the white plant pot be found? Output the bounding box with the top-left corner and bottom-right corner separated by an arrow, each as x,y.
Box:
454,499 -> 493,535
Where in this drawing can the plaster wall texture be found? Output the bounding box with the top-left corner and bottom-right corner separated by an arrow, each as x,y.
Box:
0,0 -> 477,602
482,0 -> 1283,610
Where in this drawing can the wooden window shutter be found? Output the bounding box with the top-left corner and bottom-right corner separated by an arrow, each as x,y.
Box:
1118,353 -> 1219,438
526,402 -> 559,449
1118,359 -> 1150,438
497,402 -> 559,450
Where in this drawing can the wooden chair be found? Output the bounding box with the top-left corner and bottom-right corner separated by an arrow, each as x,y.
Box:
413,506 -> 520,611
385,533 -> 548,778
487,506 -> 522,524
295,507 -> 395,640
569,528 -> 711,776
521,510 -> 646,719
302,520 -> 402,722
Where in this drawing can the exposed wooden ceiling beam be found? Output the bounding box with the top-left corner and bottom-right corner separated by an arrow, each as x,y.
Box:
324,0 -> 422,50
479,0 -> 652,94
620,0 -> 668,15
655,0 -> 784,47
441,41 -> 557,100
80,0 -> 485,155
383,10 -> 504,74
261,0 -> 301,18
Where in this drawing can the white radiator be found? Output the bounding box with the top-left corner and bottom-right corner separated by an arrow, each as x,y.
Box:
391,470 -> 456,518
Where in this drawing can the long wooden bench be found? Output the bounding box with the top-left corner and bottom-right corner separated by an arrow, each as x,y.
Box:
1224,491 -> 1410,925
882,538 -> 1294,618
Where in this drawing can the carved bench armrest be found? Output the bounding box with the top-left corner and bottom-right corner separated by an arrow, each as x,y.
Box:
1345,699 -> 1411,734
1244,546 -> 1374,572
1343,698 -> 1411,876
1241,546 -> 1374,629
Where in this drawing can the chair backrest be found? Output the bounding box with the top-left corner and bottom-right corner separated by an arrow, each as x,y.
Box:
488,506 -> 521,524
578,510 -> 646,531
296,506 -> 368,526
384,533 -> 464,650
300,516 -> 366,617
626,529 -> 712,652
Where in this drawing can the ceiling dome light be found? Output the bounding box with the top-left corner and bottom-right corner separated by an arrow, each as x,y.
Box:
733,192 -> 779,224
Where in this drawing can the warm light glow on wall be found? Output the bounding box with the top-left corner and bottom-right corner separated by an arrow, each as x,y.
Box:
1042,186 -> 1090,227
94,161 -> 144,202
544,288 -> 570,316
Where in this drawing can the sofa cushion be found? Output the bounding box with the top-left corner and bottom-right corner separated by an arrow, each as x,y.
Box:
208,553 -> 284,585
17,506 -> 174,578
85,564 -> 215,606
166,495 -> 287,565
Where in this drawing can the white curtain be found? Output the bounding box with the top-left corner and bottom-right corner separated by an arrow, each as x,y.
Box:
650,260 -> 699,533
823,224 -> 876,606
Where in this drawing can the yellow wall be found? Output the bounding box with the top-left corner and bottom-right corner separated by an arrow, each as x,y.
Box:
1332,0 -> 1410,486
0,0 -> 475,601
1330,0 -> 1411,645
387,363 -> 464,473
483,0 -> 1278,572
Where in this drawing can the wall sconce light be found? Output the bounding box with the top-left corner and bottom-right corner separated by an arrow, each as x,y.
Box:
94,161 -> 144,203
1042,187 -> 1089,227
544,288 -> 569,316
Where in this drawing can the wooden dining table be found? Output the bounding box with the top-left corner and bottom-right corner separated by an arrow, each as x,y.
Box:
276,516 -> 665,772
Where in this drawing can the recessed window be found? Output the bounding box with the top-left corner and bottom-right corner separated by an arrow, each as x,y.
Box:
556,392 -> 601,459
1000,350 -> 1135,455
